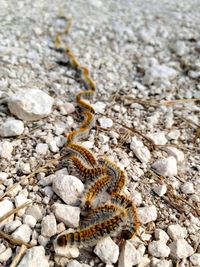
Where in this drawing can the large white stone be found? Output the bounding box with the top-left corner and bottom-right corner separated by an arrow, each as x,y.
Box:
17,246 -> 49,267
164,147 -> 184,163
118,241 -> 141,267
147,132 -> 168,145
138,205 -> 157,224
98,117 -> 113,128
25,204 -> 43,222
0,118 -> 24,137
154,229 -> 169,243
52,175 -> 84,205
12,224 -> 32,243
0,141 -> 13,159
151,156 -> 177,177
41,214 -> 57,237
94,236 -> 119,264
148,240 -> 170,258
52,203 -> 80,228
169,239 -> 194,259
167,224 -> 187,240
8,89 -> 54,121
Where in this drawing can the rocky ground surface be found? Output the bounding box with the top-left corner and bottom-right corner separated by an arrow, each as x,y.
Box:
0,0 -> 200,266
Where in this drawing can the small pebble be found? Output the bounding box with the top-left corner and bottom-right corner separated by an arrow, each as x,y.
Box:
67,260 -> 82,267
167,130 -> 180,140
130,136 -> 151,163
93,101 -> 107,113
181,182 -> 194,194
0,118 -> 24,137
138,205 -> 157,224
147,132 -> 168,145
36,143 -> 49,155
0,199 -> 14,228
118,240 -> 141,267
52,203 -> 80,228
26,204 -> 43,222
153,184 -> 167,196
98,117 -> 113,128
17,246 -> 49,267
190,253 -> 200,266
94,236 -> 119,264
52,175 -> 84,205
12,224 -> 32,243
167,224 -> 187,240
4,220 -> 22,233
169,239 -> 194,259
148,240 -> 170,258
41,214 -> 57,237
23,214 -> 37,228
155,259 -> 173,267
0,141 -> 13,159
154,229 -> 169,243
151,156 -> 177,177
0,247 -> 12,263
164,147 -> 184,163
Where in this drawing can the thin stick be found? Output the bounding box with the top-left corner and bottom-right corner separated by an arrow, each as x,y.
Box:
10,244 -> 27,267
0,202 -> 31,224
0,231 -> 33,248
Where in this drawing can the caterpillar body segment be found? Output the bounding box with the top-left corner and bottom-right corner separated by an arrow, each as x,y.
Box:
98,158 -> 126,194
80,203 -> 121,229
57,212 -> 126,248
68,155 -> 107,182
65,143 -> 97,167
81,175 -> 111,209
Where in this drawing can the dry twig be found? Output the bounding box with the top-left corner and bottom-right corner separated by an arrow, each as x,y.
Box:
10,244 -> 27,267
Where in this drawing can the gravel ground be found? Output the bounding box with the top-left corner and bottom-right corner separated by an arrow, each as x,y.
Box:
0,0 -> 200,266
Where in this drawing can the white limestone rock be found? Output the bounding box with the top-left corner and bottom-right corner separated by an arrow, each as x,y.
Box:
153,184 -> 167,196
12,224 -> 32,243
4,219 -> 22,233
25,204 -> 43,222
147,132 -> 168,145
35,143 -> 49,155
17,246 -> 49,267
0,118 -> 24,137
190,253 -> 200,266
148,240 -> 170,258
98,117 -> 113,128
8,89 -> 54,121
0,141 -> 13,159
167,224 -> 187,240
67,260 -> 82,267
41,214 -> 57,237
181,182 -> 194,194
52,175 -> 84,205
0,199 -> 14,228
167,129 -> 180,140
164,147 -> 184,163
93,101 -> 106,113
151,156 -> 177,177
169,239 -> 194,259
0,247 -> 12,263
15,194 -> 29,216
52,203 -> 80,228
118,240 -> 141,267
155,259 -> 173,267
154,229 -> 169,243
23,214 -> 37,228
143,64 -> 178,85
172,41 -> 187,56
94,236 -> 119,264
130,136 -> 151,163
138,205 -> 157,224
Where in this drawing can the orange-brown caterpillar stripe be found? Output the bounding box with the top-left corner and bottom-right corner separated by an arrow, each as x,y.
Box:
80,66 -> 96,91
57,213 -> 125,248
66,143 -> 97,167
80,111 -> 96,130
69,154 -> 107,181
98,158 -> 126,193
66,128 -> 89,145
80,203 -> 120,229
63,18 -> 73,34
65,47 -> 80,69
82,175 -> 111,208
76,92 -> 95,113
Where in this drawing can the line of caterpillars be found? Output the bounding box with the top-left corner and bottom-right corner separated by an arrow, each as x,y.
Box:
54,17 -> 139,248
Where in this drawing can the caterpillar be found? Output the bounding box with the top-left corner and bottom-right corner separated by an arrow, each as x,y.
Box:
54,16 -> 139,248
